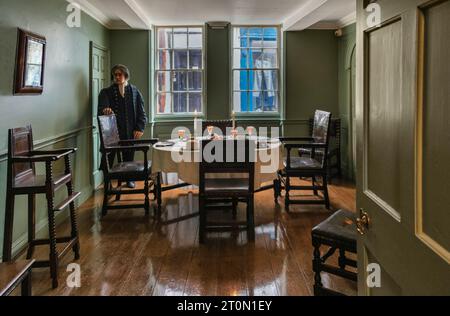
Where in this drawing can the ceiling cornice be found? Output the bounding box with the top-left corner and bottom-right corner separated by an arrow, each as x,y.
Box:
123,0 -> 152,29
337,11 -> 356,28
66,0 -> 112,29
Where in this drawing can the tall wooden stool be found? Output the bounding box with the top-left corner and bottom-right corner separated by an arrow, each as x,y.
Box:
2,126 -> 80,288
312,209 -> 357,296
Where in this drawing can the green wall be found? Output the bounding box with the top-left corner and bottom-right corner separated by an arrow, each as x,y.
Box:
283,30 -> 339,136
0,0 -> 110,259
337,24 -> 356,179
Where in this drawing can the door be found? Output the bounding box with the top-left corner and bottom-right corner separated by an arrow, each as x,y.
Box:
90,42 -> 109,189
356,0 -> 450,295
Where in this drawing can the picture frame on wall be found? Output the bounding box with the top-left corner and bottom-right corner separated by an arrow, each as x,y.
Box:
14,28 -> 47,95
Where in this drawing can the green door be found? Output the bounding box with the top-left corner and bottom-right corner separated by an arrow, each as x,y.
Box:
356,0 -> 450,295
90,42 -> 109,189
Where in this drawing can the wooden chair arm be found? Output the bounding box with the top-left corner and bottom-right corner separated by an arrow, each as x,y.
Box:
13,154 -> 59,162
105,144 -> 151,153
119,139 -> 159,145
31,148 -> 77,157
284,143 -> 327,150
279,137 -> 314,142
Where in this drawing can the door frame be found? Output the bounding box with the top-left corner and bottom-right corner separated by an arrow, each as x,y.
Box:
89,41 -> 110,190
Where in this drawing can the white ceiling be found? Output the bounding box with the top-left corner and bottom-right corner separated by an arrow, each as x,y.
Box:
68,0 -> 355,31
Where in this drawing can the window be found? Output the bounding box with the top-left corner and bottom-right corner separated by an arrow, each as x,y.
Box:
232,26 -> 280,113
155,27 -> 204,115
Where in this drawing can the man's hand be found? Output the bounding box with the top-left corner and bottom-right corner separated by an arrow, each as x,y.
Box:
103,108 -> 114,115
134,131 -> 144,139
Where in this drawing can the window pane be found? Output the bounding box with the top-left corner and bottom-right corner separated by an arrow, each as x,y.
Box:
189,49 -> 202,69
173,72 -> 187,91
233,91 -> 248,112
249,28 -> 263,48
173,93 -> 187,112
189,93 -> 202,112
234,70 -> 248,91
173,28 -> 188,48
249,49 -> 263,68
173,50 -> 188,69
263,93 -> 278,112
233,49 -> 248,68
157,93 -> 172,114
252,70 -> 278,91
263,49 -> 278,68
157,71 -> 171,92
249,91 -> 262,112
188,71 -> 202,91
233,27 -> 248,48
158,50 -> 171,70
157,28 -> 172,49
263,28 -> 277,47
188,28 -> 203,48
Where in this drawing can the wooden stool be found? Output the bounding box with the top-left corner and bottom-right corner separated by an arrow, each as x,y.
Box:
2,126 -> 80,289
312,209 -> 357,296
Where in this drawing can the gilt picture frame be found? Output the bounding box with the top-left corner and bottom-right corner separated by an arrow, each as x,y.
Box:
14,28 -> 46,95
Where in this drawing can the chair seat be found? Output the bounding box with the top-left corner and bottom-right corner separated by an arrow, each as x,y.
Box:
204,178 -> 249,193
299,148 -> 326,156
312,209 -> 357,245
284,157 -> 322,169
109,160 -> 152,175
14,173 -> 71,189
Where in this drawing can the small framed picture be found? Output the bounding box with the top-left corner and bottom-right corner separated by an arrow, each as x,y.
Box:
14,28 -> 47,95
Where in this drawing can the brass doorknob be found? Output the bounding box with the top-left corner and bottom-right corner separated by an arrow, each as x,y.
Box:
356,209 -> 371,235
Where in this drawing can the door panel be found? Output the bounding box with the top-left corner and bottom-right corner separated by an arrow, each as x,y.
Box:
356,0 -> 450,296
366,20 -> 402,220
421,0 -> 450,255
90,43 -> 109,189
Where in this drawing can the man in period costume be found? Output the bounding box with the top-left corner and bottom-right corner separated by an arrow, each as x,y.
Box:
98,64 -> 148,188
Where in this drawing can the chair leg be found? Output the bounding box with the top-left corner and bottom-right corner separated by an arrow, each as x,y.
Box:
2,190 -> 15,262
285,176 -> 290,212
313,241 -> 323,296
199,194 -> 206,244
312,176 -> 318,196
102,179 -> 110,217
47,195 -> 59,289
273,179 -> 280,204
246,196 -> 255,242
338,248 -> 346,270
232,198 -> 238,220
323,175 -> 330,210
144,177 -> 150,216
116,181 -> 122,201
26,194 -> 36,260
66,180 -> 80,260
156,172 -> 162,215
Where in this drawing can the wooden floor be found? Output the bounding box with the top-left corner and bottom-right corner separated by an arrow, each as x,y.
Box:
19,178 -> 357,296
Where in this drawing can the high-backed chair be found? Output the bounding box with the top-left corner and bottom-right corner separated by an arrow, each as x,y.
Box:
199,139 -> 255,243
97,115 -> 160,217
202,120 -> 233,136
301,118 -> 342,180
3,126 -> 80,288
275,110 -> 332,211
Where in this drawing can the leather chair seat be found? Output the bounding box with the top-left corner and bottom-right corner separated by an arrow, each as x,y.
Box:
109,160 -> 152,175
284,157 -> 322,169
312,209 -> 357,244
204,178 -> 249,193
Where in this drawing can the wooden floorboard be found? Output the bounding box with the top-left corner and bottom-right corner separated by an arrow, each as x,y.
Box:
19,178 -> 357,296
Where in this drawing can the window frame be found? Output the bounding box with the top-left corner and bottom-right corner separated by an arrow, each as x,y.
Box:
153,25 -> 206,118
230,25 -> 282,117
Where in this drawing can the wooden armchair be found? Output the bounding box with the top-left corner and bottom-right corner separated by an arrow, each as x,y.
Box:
275,110 -> 332,211
199,139 -> 255,243
301,118 -> 342,180
3,126 -> 80,288
202,120 -> 233,136
97,115 -> 160,217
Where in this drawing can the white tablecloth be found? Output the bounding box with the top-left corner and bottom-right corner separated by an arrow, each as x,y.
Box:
152,137 -> 283,189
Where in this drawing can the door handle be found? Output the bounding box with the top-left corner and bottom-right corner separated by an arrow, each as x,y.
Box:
356,208 -> 371,235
